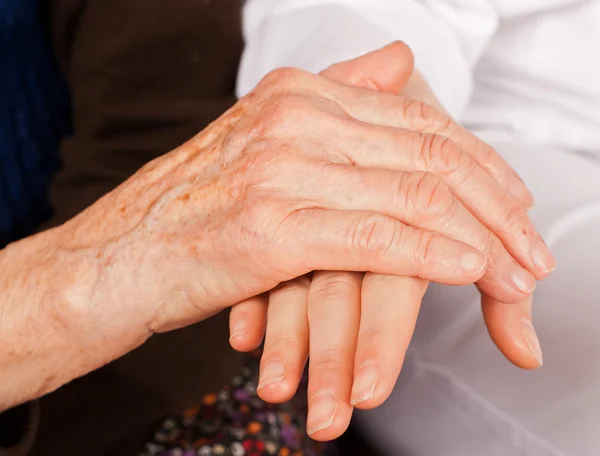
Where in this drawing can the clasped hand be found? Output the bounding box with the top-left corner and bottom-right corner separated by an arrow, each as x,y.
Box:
226,43 -> 555,440
54,43 -> 554,440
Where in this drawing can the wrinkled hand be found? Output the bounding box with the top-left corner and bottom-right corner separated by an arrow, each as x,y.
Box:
229,43 -> 554,440
53,44 -> 498,375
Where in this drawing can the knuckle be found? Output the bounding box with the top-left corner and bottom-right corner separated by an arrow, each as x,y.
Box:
420,134 -> 463,175
500,200 -> 528,232
479,228 -> 498,259
402,98 -> 453,132
348,214 -> 399,261
310,348 -> 350,375
360,324 -> 411,353
415,230 -> 438,269
312,273 -> 360,302
265,332 -> 304,352
235,201 -> 278,248
260,94 -> 300,125
256,94 -> 312,138
404,172 -> 455,221
258,67 -> 308,93
477,139 -> 496,163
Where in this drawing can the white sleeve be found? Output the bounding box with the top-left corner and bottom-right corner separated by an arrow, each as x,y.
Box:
237,0 -> 500,117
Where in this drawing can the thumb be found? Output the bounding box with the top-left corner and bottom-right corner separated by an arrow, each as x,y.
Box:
482,295 -> 543,370
320,41 -> 414,94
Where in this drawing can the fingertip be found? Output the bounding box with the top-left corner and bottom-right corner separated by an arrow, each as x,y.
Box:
257,380 -> 297,404
229,332 -> 263,352
228,318 -> 249,350
461,250 -> 487,277
482,295 -> 542,369
518,317 -> 544,369
512,268 -> 537,295
350,362 -> 377,406
509,172 -> 535,210
307,416 -> 353,442
229,296 -> 268,351
349,362 -> 399,410
306,394 -> 353,442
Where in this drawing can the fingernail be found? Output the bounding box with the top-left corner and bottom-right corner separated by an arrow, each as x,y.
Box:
521,317 -> 543,366
512,269 -> 536,294
531,236 -> 556,273
461,252 -> 486,274
511,173 -> 534,208
351,363 -> 378,405
257,359 -> 287,390
229,322 -> 247,342
307,391 -> 337,435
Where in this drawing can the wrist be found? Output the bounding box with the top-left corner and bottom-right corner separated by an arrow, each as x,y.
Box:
49,222 -> 153,366
0,229 -> 77,408
0,225 -> 149,410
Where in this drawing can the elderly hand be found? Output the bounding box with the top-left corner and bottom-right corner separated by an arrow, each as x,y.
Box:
229,43 -> 554,441
1,42 -> 500,411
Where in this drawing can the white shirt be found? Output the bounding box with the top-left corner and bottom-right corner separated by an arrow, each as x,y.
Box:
236,4 -> 600,455
237,0 -> 600,153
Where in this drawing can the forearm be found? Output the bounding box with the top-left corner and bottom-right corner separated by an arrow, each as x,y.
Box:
0,227 -> 148,412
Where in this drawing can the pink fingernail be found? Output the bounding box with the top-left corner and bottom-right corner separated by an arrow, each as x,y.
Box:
461,252 -> 486,274
511,173 -> 534,207
307,391 -> 337,435
531,236 -> 556,274
229,322 -> 247,342
257,360 -> 287,390
351,363 -> 378,405
521,318 -> 543,366
512,269 -> 536,294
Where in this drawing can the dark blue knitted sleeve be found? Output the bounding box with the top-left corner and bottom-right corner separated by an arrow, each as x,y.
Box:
0,0 -> 70,247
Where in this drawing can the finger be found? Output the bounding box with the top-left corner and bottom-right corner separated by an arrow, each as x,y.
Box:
351,274 -> 428,408
257,276 -> 311,403
295,165 -> 534,302
482,294 -> 543,369
317,42 -> 538,274
320,41 -> 414,94
278,208 -> 486,285
306,271 -> 363,440
298,119 -> 554,279
322,82 -> 533,208
229,294 -> 267,352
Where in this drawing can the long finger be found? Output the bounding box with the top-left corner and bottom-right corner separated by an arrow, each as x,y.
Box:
257,277 -> 311,403
322,81 -> 533,207
482,294 -> 543,369
312,120 -> 554,279
296,166 -> 535,303
306,271 -> 363,440
277,208 -> 486,285
351,274 -> 428,408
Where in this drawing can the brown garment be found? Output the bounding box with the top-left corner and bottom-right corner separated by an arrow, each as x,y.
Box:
1,1 -> 378,454
3,1 -> 245,455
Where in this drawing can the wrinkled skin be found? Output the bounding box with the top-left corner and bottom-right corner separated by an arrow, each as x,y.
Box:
229,43 -> 554,441
0,44 -> 552,414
